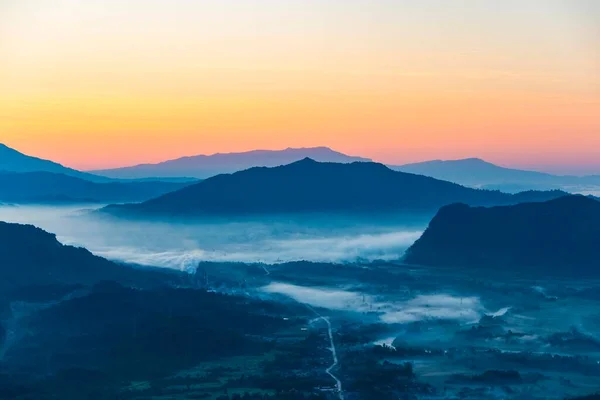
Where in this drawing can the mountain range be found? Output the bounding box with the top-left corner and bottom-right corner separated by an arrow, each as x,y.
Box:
90,146 -> 371,179
5,142 -> 600,193
0,171 -> 193,203
88,144 -> 600,192
392,158 -> 600,193
0,143 -> 111,183
0,221 -> 290,399
103,158 -> 568,218
0,144 -> 197,203
404,195 -> 600,275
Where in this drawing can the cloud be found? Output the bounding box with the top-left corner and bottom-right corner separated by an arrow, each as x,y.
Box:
261,282 -> 487,324
0,204 -> 424,268
262,282 -> 366,310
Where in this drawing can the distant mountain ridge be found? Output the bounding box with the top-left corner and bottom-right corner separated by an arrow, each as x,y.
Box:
103,158 -> 568,218
7,142 -> 600,192
392,158 -> 600,192
0,143 -> 110,182
90,146 -> 371,179
404,195 -> 600,275
0,144 -> 198,203
0,171 -> 193,203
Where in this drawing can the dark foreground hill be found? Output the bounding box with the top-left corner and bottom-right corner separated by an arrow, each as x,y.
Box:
404,196 -> 600,275
0,171 -> 193,203
0,221 -> 184,297
103,158 -> 568,218
0,222 -> 311,399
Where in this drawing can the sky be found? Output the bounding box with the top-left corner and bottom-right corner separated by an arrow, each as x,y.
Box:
1,0 -> 599,174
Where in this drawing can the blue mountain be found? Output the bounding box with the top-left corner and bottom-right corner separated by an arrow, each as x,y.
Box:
404,195 -> 600,275
392,158 -> 600,192
0,143 -> 110,182
103,158 -> 568,218
90,146 -> 371,179
0,171 -> 193,203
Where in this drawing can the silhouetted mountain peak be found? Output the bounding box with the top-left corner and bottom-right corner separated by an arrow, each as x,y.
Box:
103,159 -> 566,218
433,194 -> 597,221
285,146 -> 331,152
458,157 -> 493,165
295,157 -> 319,164
0,221 -> 58,246
392,157 -> 600,191
404,195 -> 600,275
419,158 -> 497,168
543,193 -> 597,206
275,157 -> 379,172
0,143 -> 109,182
0,143 -> 28,159
90,146 -> 372,179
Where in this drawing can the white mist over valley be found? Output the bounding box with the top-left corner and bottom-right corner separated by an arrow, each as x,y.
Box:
0,204 -> 426,269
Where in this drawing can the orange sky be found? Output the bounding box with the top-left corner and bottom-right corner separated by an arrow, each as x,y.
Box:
1,0 -> 599,173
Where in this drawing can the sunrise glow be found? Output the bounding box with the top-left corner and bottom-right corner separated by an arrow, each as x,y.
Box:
1,0 -> 598,172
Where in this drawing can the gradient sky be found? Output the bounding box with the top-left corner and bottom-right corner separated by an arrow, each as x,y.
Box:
1,0 -> 599,173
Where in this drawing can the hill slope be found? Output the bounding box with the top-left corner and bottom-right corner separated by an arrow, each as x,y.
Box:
0,221 -> 184,296
0,222 -> 290,398
103,158 -> 568,218
0,143 -> 111,182
0,171 -> 193,203
91,146 -> 371,179
392,158 -> 600,192
404,196 -> 600,275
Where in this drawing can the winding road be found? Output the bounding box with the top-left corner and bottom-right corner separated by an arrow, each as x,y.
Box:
320,315 -> 344,400
260,265 -> 343,399
308,307 -> 344,400
260,265 -> 271,276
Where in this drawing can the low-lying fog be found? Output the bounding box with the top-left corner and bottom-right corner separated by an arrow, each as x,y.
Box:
0,204 -> 428,269
262,282 -> 491,324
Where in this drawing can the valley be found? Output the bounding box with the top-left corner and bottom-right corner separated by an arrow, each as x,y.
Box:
3,1 -> 598,398
1,204 -> 599,399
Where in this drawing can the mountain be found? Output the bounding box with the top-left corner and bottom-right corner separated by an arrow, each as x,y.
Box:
103,158 -> 568,218
90,146 -> 372,179
0,222 -> 291,398
0,221 -> 184,298
404,195 -> 600,275
0,143 -> 112,182
0,171 -> 194,203
391,158 -> 600,192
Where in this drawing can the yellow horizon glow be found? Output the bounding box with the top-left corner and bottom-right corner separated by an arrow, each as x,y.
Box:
1,0 -> 599,172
